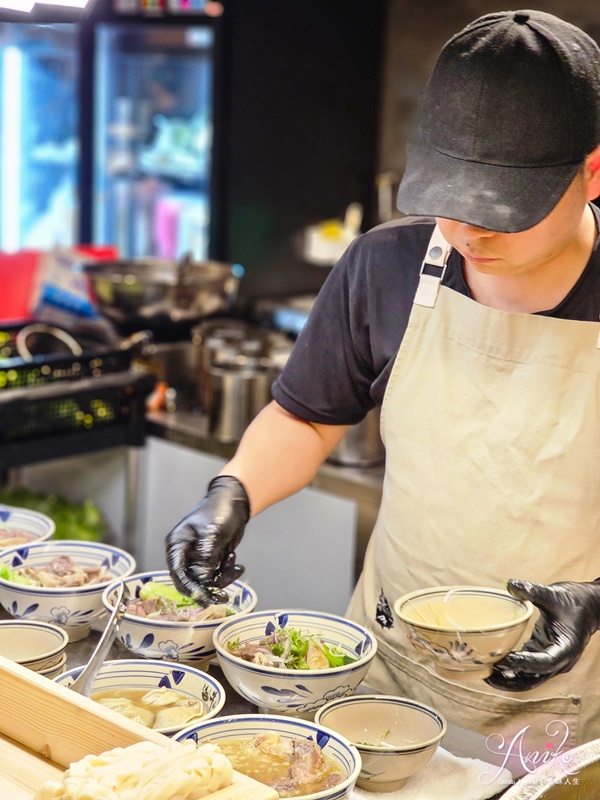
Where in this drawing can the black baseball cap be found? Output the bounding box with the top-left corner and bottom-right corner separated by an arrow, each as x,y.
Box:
396,10 -> 600,233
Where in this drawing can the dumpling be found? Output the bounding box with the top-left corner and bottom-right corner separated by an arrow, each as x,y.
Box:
141,687 -> 185,707
97,697 -> 156,728
153,700 -> 205,730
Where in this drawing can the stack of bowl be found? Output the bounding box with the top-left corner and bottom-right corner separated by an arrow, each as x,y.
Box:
0,619 -> 69,678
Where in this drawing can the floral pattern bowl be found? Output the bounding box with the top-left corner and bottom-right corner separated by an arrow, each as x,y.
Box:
0,504 -> 55,551
393,585 -> 534,680
213,609 -> 377,718
55,658 -> 226,736
315,695 -> 446,792
0,540 -> 136,641
174,713 -> 362,800
102,571 -> 258,667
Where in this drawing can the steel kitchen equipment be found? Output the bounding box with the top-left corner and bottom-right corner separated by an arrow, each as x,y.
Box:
194,319 -> 292,443
83,256 -> 243,338
327,407 -> 385,467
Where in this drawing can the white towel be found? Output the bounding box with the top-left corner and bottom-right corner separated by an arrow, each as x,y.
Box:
349,746 -> 513,800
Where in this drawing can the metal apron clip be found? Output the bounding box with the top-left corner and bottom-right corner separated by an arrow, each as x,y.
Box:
414,225 -> 453,308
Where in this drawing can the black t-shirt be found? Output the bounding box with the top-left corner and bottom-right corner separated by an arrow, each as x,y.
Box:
272,211 -> 600,425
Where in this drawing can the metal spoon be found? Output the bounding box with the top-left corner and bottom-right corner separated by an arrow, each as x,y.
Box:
68,581 -> 126,697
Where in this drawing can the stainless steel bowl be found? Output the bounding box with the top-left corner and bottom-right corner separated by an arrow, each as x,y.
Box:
83,257 -> 243,336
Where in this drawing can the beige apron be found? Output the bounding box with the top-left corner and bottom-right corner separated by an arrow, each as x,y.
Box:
347,225 -> 600,758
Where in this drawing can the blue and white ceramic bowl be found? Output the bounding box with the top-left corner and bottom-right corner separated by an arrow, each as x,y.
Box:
213,610 -> 377,718
174,713 -> 362,800
102,571 -> 258,667
315,695 -> 446,792
0,540 -> 136,641
0,504 -> 55,551
393,585 -> 534,681
55,658 -> 226,736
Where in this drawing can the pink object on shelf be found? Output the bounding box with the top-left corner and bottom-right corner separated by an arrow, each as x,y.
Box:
154,197 -> 182,259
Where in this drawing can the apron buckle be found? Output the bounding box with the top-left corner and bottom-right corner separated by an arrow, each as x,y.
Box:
414,226 -> 452,308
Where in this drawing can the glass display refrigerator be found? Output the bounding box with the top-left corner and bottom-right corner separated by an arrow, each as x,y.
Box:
0,22 -> 79,252
91,21 -> 216,260
0,1 -> 222,260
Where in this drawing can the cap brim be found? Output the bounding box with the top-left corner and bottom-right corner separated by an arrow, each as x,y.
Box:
396,140 -> 582,233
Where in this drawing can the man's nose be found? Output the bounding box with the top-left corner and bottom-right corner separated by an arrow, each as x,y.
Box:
460,223 -> 496,239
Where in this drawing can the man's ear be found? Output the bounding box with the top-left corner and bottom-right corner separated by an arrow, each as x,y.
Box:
584,144 -> 600,201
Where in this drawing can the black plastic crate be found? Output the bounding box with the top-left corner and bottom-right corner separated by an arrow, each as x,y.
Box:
0,322 -> 142,390
0,371 -> 157,468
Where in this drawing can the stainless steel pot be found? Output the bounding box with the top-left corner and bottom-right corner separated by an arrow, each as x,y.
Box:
83,256 -> 243,337
327,407 -> 385,467
194,319 -> 293,443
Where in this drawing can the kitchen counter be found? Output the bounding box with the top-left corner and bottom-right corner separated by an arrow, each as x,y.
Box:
2,612 -> 507,799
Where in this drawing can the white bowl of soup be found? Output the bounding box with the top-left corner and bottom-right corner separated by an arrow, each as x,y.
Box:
213,609 -> 377,718
393,585 -> 534,680
55,658 -> 226,736
102,571 -> 258,667
174,713 -> 362,800
315,695 -> 446,792
0,504 -> 55,551
0,540 -> 136,641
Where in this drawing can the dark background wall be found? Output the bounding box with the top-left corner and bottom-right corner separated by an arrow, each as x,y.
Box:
221,0 -> 387,301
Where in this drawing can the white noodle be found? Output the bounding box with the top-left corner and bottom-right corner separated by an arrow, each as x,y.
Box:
33,740 -> 232,800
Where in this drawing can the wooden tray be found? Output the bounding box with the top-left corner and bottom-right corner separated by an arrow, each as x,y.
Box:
0,655 -> 278,800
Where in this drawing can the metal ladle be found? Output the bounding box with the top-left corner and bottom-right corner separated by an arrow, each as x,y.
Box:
68,581 -> 126,697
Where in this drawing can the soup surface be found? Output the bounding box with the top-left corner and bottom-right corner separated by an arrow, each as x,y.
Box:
402,594 -> 524,629
91,686 -> 206,730
214,733 -> 345,798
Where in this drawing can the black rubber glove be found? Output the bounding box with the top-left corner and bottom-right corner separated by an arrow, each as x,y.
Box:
486,578 -> 600,692
165,475 -> 250,607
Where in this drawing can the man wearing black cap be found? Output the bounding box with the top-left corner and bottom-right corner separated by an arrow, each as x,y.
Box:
166,11 -> 600,752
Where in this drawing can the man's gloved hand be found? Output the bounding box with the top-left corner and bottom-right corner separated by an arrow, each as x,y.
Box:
486,578 -> 600,692
165,475 -> 250,607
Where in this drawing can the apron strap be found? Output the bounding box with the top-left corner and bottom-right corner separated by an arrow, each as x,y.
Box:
414,225 -> 453,308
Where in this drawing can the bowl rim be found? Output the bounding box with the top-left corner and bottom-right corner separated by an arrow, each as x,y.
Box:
102,571 -> 258,628
393,585 -> 534,633
0,503 -> 56,547
35,651 -> 68,674
213,608 -> 378,676
0,540 -> 136,594
173,712 -> 362,800
0,618 -> 69,662
314,694 -> 447,753
53,657 -> 227,733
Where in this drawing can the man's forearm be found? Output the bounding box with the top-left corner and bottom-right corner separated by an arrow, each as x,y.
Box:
218,400 -> 350,516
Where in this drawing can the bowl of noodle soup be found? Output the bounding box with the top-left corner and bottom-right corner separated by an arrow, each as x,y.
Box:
174,713 -> 362,800
0,539 -> 136,641
102,570 -> 258,667
54,658 -> 226,736
213,609 -> 377,718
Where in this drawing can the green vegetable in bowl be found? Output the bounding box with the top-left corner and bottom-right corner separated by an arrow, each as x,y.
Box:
227,626 -> 358,670
0,562 -> 32,585
139,580 -> 201,608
